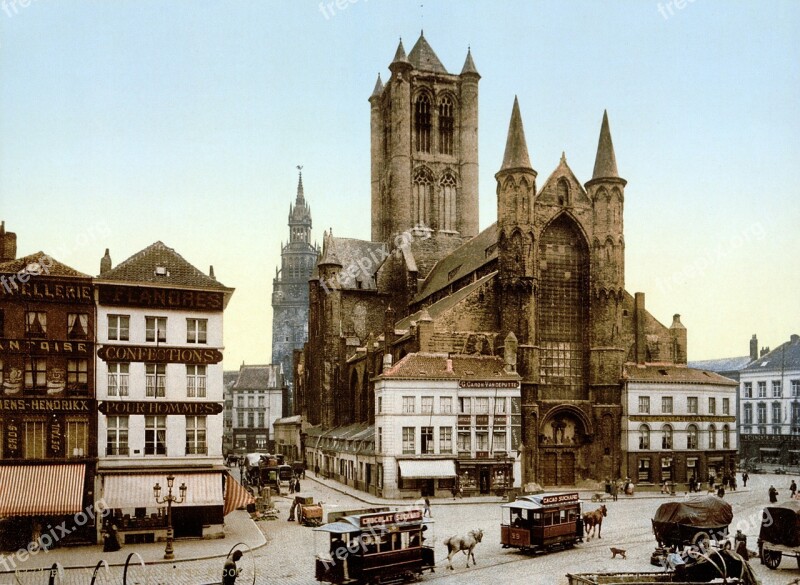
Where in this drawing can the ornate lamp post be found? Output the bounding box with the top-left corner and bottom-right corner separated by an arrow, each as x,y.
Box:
153,475 -> 187,560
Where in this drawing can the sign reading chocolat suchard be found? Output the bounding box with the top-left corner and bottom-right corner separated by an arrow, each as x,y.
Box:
98,345 -> 222,364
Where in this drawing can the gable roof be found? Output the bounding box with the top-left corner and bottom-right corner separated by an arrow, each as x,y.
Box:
742,335 -> 800,373
233,364 -> 284,390
380,352 -> 518,381
98,241 -> 230,291
0,252 -> 89,278
623,364 -> 737,386
413,223 -> 497,304
325,237 -> 387,290
688,356 -> 753,374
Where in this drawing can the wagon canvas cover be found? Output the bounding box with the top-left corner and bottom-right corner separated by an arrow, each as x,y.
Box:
652,496 -> 732,543
759,500 -> 800,547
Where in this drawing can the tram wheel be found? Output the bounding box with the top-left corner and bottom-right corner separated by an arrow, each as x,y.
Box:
763,549 -> 782,570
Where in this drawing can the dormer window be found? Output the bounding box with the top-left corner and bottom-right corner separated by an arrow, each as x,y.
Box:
154,266 -> 168,276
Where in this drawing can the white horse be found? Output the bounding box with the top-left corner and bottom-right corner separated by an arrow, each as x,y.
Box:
444,529 -> 484,570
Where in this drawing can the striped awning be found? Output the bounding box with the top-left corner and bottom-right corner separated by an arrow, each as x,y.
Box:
0,464 -> 85,516
223,472 -> 255,516
102,472 -> 223,509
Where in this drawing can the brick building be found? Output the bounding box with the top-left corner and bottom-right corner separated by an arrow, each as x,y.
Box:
299,33 -> 726,492
0,224 -> 99,549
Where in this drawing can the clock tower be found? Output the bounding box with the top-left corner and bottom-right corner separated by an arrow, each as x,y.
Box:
271,169 -> 318,414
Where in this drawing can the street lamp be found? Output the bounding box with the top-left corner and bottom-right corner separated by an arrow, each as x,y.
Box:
153,474 -> 187,560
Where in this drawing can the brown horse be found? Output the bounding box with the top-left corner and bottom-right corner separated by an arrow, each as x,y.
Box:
583,504 -> 607,540
443,529 -> 483,570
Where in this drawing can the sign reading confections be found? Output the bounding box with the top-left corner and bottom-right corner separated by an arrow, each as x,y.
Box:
98,284 -> 224,311
0,339 -> 91,356
98,345 -> 222,364
458,380 -> 519,389
98,401 -> 223,415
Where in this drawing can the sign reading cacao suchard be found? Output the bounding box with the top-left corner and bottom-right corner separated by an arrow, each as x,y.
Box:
98,345 -> 222,364
98,284 -> 224,311
98,401 -> 223,415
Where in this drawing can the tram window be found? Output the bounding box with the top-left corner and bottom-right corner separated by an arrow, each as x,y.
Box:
560,510 -> 567,523
363,535 -> 378,555
391,533 -> 402,551
377,534 -> 390,553
409,530 -> 421,547
532,512 -> 542,523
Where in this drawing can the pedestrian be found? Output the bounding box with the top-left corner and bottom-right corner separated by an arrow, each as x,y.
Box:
717,485 -> 725,498
734,530 -> 748,559
451,485 -> 458,500
102,524 -> 121,552
769,485 -> 779,503
289,477 -> 295,494
791,479 -> 797,498
742,471 -> 749,487
295,477 -> 301,493
611,481 -> 618,501
689,476 -> 696,493
731,475 -> 737,491
222,550 -> 243,585
423,497 -> 432,518
314,463 -> 320,476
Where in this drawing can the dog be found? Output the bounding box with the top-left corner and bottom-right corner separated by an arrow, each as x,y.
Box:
610,547 -> 627,559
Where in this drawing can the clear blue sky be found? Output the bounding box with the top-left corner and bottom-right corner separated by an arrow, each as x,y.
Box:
1,1 -> 798,367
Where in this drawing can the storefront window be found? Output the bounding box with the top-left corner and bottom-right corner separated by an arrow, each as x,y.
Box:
459,469 -> 477,490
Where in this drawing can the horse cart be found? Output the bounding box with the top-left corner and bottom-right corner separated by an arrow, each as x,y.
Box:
501,492 -> 583,552
758,499 -> 800,570
650,495 -> 733,566
291,494 -> 324,527
314,509 -> 434,585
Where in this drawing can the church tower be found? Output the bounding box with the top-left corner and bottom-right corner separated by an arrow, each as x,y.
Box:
370,33 -> 480,245
271,169 -> 319,413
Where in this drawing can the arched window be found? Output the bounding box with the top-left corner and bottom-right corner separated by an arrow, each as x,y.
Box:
439,96 -> 454,155
686,424 -> 698,449
722,424 -> 730,449
638,424 -> 650,450
438,174 -> 457,231
413,169 -> 432,227
708,424 -> 716,449
414,94 -> 432,153
661,424 -> 673,449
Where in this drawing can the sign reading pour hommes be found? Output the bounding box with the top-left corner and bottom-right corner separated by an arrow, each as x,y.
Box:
98,401 -> 223,415
97,345 -> 223,364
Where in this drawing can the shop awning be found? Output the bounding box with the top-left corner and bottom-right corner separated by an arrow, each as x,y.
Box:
102,472 -> 223,509
398,460 -> 456,479
223,472 -> 255,516
0,464 -> 85,516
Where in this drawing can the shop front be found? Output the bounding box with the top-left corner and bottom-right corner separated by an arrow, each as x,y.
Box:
457,458 -> 514,496
397,459 -> 456,497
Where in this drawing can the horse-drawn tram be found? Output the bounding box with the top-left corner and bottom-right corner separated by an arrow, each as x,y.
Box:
501,492 -> 583,552
314,509 -> 435,585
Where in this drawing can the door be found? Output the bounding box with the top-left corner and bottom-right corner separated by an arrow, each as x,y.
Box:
422,479 -> 435,497
562,452 -> 576,485
542,452 -> 557,485
479,468 -> 490,494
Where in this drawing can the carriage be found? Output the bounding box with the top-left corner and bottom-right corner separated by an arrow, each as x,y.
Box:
758,499 -> 800,569
258,461 -> 293,493
314,509 -> 435,585
500,492 -> 583,552
292,495 -> 324,527
651,495 -> 733,551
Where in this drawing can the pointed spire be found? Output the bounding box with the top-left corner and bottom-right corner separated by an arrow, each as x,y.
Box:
370,73 -> 384,98
460,46 -> 480,78
592,110 -> 620,180
390,38 -> 410,69
500,96 -> 533,172
319,228 -> 341,267
296,167 -> 305,205
408,31 -> 447,73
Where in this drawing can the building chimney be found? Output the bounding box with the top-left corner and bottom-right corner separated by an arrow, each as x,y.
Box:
750,334 -> 759,361
634,292 -> 646,364
382,353 -> 393,373
761,346 -> 770,357
445,358 -> 454,373
100,248 -> 112,275
383,306 -> 396,354
0,221 -> 17,262
669,314 -> 687,365
417,309 -> 434,352
209,265 -> 216,280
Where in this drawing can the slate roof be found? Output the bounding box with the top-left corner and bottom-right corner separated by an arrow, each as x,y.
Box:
398,271 -> 497,330
623,364 -> 737,386
99,241 -> 230,290
500,97 -> 533,172
408,33 -> 448,74
460,48 -> 480,77
233,364 -> 284,390
324,237 -> 387,290
0,252 -> 89,278
380,352 -> 518,380
591,110 -> 621,181
742,336 -> 800,373
688,356 -> 753,373
413,223 -> 497,304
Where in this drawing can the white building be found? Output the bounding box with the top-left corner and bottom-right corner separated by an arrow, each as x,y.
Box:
374,351 -> 522,499
93,243 -> 234,542
621,364 -> 737,488
229,363 -> 284,452
738,334 -> 800,464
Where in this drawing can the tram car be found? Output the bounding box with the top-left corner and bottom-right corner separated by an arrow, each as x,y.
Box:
314,509 -> 434,584
501,492 -> 583,552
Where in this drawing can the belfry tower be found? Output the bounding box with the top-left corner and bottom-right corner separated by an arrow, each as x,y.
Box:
369,32 -> 480,246
271,169 -> 318,413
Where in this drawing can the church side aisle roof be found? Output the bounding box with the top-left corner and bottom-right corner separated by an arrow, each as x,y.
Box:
380,352 -> 518,380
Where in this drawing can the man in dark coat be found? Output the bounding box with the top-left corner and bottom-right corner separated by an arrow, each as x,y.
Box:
223,550 -> 243,585
769,485 -> 779,503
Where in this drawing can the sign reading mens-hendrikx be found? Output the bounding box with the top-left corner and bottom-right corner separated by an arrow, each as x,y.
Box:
98,345 -> 223,364
98,401 -> 223,416
98,284 -> 224,311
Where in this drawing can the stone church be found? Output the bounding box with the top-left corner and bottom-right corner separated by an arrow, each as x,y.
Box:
298,33 -> 691,488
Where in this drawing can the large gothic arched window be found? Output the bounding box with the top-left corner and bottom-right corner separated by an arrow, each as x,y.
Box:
414,94 -> 432,153
439,96 -> 454,155
413,168 -> 432,227
438,173 -> 457,231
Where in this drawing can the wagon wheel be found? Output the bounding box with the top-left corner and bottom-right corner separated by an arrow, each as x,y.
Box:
763,548 -> 782,569
591,494 -> 599,502
691,531 -> 711,552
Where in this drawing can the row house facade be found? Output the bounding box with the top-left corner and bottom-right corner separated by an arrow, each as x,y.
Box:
94,242 -> 234,543
621,359 -> 738,487
229,363 -> 284,453
738,334 -> 800,465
